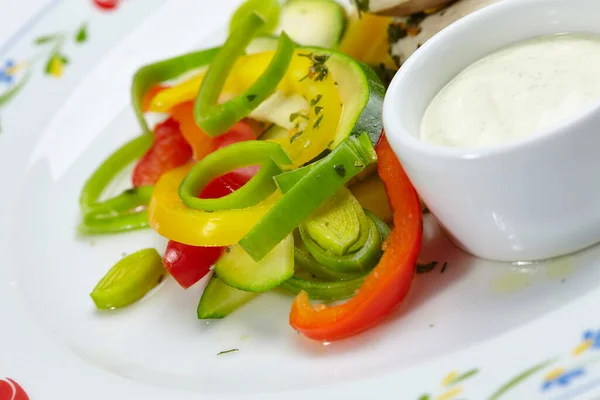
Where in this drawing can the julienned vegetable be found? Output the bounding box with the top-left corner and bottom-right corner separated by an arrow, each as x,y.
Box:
179,141 -> 291,211
289,136 -> 423,341
132,48 -> 220,135
215,234 -> 294,292
280,210 -> 391,301
197,275 -> 259,319
195,12 -> 295,136
239,133 -> 378,262
149,165 -> 281,246
90,248 -> 165,309
81,2 -> 425,344
147,46 -> 384,166
80,135 -> 152,213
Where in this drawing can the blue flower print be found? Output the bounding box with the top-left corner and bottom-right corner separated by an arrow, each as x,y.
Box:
542,367 -> 585,391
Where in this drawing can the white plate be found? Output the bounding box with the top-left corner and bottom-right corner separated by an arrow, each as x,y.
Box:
2,0 -> 600,399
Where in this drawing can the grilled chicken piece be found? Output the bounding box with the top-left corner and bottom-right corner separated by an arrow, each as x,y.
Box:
388,0 -> 502,66
356,0 -> 457,17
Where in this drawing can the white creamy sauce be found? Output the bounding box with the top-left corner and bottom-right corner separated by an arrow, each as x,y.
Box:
420,33 -> 600,148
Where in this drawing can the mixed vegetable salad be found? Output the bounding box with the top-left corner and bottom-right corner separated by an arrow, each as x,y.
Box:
79,0 -> 423,342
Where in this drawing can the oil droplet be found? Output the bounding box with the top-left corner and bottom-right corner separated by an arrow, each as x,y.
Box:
491,255 -> 576,294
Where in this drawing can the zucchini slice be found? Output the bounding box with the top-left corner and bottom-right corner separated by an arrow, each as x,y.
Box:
278,0 -> 347,48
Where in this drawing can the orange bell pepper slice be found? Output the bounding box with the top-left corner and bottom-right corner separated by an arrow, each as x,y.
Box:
171,101 -> 217,160
289,134 -> 423,341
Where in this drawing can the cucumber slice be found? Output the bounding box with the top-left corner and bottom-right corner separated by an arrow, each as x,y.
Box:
215,234 -> 294,292
246,35 -> 280,55
197,274 -> 258,319
277,0 -> 346,48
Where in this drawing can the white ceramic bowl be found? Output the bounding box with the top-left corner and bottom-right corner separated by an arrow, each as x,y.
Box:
383,0 -> 600,262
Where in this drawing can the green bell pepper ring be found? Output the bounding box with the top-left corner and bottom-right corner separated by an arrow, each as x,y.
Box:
194,12 -> 295,136
132,47 -> 220,135
79,211 -> 150,235
79,186 -> 153,235
79,135 -> 152,214
239,133 -> 377,261
86,186 -> 153,216
280,275 -> 366,301
179,141 -> 292,211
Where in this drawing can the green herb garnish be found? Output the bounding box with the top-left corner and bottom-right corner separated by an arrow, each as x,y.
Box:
416,261 -> 438,274
298,53 -> 330,82
313,115 -> 324,129
75,23 -> 88,43
440,262 -> 448,273
333,164 -> 346,177
217,348 -> 239,355
290,131 -> 304,143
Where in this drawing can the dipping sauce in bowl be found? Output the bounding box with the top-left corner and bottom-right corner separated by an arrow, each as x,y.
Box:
420,33 -> 600,148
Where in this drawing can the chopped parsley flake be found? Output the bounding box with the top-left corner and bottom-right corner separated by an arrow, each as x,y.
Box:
310,94 -> 322,106
416,261 -> 438,274
333,164 -> 346,177
246,94 -> 257,102
217,349 -> 239,356
289,131 -> 304,143
313,115 -> 324,129
298,53 -> 330,82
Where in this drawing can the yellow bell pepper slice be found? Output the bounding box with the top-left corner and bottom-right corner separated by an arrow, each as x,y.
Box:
147,50 -> 342,166
339,13 -> 397,69
148,164 -> 281,246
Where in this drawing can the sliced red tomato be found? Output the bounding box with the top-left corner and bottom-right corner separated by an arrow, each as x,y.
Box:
132,118 -> 192,187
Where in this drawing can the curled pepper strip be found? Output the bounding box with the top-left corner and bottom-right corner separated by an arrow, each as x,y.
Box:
194,12 -> 295,136
79,186 -> 153,235
132,47 -> 220,134
239,133 -> 378,262
289,135 -> 423,341
80,211 -> 150,235
179,141 -> 291,211
148,164 -> 281,247
79,135 -> 152,213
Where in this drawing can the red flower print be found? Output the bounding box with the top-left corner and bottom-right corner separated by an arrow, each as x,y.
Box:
0,378 -> 29,400
92,0 -> 120,10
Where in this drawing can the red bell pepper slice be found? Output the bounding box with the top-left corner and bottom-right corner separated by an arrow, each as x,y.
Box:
132,118 -> 193,187
289,134 -> 423,341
